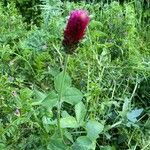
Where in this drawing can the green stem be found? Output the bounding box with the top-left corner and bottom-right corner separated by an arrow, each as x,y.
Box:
57,54 -> 69,139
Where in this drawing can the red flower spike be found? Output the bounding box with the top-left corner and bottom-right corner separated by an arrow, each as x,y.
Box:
63,9 -> 89,54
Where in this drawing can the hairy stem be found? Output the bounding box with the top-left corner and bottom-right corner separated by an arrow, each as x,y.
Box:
57,54 -> 69,139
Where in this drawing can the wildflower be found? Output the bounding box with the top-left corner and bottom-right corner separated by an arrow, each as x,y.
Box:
8,76 -> 14,82
63,9 -> 89,54
14,108 -> 20,117
42,44 -> 48,50
12,90 -> 17,97
9,59 -> 15,66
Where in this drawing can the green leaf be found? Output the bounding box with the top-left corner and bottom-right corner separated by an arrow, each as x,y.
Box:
42,91 -> 58,109
0,143 -> 6,150
60,116 -> 79,128
61,111 -> 70,118
86,120 -> 104,141
47,138 -> 68,150
34,89 -> 47,102
64,130 -> 74,143
122,97 -> 130,112
48,67 -> 60,77
32,89 -> 47,105
42,116 -> 56,125
100,146 -> 116,150
127,108 -> 143,123
62,87 -> 83,105
75,102 -> 86,124
145,119 -> 150,129
42,116 -> 51,125
54,71 -> 71,93
72,136 -> 96,150
20,88 -> 33,100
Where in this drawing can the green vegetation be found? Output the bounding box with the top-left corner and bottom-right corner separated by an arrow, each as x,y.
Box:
0,0 -> 150,149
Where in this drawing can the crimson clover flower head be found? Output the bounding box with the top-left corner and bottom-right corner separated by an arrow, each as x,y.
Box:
63,9 -> 89,54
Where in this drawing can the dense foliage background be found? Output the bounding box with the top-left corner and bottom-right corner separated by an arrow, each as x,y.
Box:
0,0 -> 150,150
